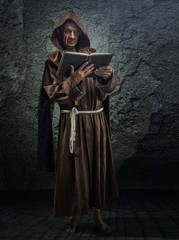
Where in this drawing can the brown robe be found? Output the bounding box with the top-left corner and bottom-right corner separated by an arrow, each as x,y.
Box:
39,10 -> 119,217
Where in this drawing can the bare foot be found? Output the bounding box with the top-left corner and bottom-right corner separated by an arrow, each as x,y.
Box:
64,216 -> 79,233
94,219 -> 112,235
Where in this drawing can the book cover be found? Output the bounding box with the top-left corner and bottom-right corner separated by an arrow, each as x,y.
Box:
57,51 -> 113,77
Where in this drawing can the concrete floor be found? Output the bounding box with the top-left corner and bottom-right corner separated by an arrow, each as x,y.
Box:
0,190 -> 179,240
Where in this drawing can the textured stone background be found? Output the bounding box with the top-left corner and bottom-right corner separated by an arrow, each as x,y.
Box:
0,0 -> 179,190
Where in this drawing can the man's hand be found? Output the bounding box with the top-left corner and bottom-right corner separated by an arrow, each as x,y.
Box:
70,62 -> 94,84
94,66 -> 113,80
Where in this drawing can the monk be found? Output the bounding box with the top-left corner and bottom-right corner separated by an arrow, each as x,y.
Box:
38,10 -> 119,234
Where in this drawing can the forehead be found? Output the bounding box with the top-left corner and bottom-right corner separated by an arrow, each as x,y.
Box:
64,22 -> 79,31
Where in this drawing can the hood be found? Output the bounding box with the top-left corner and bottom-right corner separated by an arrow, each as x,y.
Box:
51,10 -> 91,52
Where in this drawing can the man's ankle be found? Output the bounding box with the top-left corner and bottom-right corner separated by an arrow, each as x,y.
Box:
93,214 -> 102,222
93,208 -> 102,220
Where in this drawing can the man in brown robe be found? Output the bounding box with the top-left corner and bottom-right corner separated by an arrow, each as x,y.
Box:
38,10 -> 119,234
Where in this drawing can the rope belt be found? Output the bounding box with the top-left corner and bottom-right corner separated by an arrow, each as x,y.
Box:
61,107 -> 104,154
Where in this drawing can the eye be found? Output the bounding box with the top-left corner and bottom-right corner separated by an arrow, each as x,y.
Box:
64,29 -> 71,34
74,30 -> 80,36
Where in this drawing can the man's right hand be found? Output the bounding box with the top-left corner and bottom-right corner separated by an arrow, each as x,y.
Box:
70,62 -> 94,84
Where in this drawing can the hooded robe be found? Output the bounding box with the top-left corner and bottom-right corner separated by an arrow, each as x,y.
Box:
37,10 -> 119,217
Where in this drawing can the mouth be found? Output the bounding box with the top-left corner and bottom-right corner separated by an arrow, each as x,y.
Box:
68,41 -> 75,44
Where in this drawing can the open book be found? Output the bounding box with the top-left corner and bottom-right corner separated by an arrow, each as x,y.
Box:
57,51 -> 113,77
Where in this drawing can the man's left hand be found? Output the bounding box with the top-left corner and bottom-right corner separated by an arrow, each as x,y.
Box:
94,66 -> 113,80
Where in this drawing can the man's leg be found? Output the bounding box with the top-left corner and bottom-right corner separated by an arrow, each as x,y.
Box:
93,208 -> 112,234
64,216 -> 79,233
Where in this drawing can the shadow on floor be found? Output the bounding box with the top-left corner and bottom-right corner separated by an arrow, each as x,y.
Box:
0,190 -> 179,239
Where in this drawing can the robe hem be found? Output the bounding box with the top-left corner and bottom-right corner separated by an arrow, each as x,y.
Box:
53,194 -> 119,218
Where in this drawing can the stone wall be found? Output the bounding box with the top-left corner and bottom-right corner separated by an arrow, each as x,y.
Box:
0,0 -> 179,189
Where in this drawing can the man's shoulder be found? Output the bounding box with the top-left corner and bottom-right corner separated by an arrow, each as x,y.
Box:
89,47 -> 96,53
79,47 -> 96,54
46,50 -> 61,66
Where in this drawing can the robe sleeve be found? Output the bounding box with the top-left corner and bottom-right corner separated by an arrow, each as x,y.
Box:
95,72 -> 117,101
43,61 -> 86,104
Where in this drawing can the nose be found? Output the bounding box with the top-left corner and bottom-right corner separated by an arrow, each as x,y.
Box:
70,31 -> 75,38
